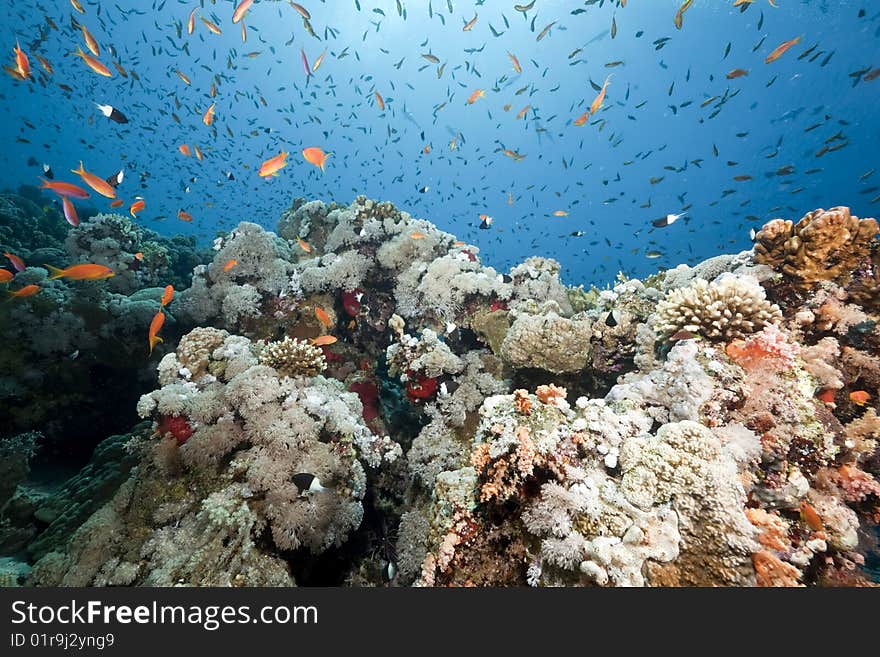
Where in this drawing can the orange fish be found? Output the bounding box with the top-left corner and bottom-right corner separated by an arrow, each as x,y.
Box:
8,284 -> 39,299
765,36 -> 801,64
61,195 -> 80,227
223,259 -> 238,272
160,284 -> 174,307
80,24 -> 99,57
74,46 -> 111,77
573,110 -> 589,126
259,151 -> 288,177
0,269 -> 13,283
423,144 -> 431,154
462,14 -> 478,31
71,162 -> 116,198
553,210 -> 569,217
508,192 -> 513,205
374,90 -> 385,112
202,102 -> 215,126
315,307 -> 333,328
179,144 -> 191,156
589,76 -> 611,115
850,390 -> 871,406
187,8 -> 196,35
302,147 -> 330,172
726,68 -> 749,79
109,199 -> 124,208
201,17 -> 223,35
507,51 -> 521,74
297,237 -> 312,253
134,252 -> 144,261
193,144 -> 204,161
516,105 -> 531,120
311,335 -> 337,347
467,89 -> 485,104
410,231 -> 427,240
232,0 -> 254,23
13,41 -> 31,79
129,197 -> 145,218
45,263 -> 114,281
40,178 -> 89,199
177,209 -> 193,222
799,501 -> 824,532
176,69 -> 191,85
70,0 -> 84,13
4,252 -> 25,272
148,310 -> 165,354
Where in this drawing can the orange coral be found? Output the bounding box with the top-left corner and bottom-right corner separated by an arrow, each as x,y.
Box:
513,389 -> 532,416
724,325 -> 797,372
745,508 -> 792,552
476,426 -> 537,503
536,383 -> 567,406
752,550 -> 803,587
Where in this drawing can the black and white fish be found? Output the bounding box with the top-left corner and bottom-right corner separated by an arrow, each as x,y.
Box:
95,103 -> 129,124
292,472 -> 328,495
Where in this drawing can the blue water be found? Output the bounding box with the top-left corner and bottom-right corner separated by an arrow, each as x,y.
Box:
1,0 -> 878,284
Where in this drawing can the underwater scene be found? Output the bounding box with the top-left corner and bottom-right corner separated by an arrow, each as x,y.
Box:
0,0 -> 878,588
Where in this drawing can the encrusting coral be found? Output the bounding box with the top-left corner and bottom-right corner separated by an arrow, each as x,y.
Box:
10,198 -> 880,588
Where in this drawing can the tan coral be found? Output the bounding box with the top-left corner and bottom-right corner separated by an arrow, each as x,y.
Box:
176,327 -> 229,378
754,207 -> 878,289
655,276 -> 782,341
258,336 -> 326,377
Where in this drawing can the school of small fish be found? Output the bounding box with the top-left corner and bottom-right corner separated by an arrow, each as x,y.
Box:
0,0 -> 878,352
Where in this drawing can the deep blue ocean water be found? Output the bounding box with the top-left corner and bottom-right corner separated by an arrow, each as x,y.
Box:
0,0 -> 878,285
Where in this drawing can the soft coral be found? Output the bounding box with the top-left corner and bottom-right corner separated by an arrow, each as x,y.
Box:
157,414 -> 194,446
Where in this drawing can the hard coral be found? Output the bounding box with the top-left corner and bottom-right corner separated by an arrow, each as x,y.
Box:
754,207 -> 878,289
258,336 -> 326,378
655,275 -> 781,341
500,309 -> 593,373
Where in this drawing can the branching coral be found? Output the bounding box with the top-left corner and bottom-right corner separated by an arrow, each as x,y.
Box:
258,336 -> 326,377
754,207 -> 878,289
654,275 -> 781,340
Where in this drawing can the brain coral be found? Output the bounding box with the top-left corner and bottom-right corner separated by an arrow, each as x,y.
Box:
654,275 -> 781,341
754,206 -> 878,289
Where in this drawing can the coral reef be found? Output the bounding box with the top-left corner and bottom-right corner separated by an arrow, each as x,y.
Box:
5,198 -> 879,588
0,194 -> 209,455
